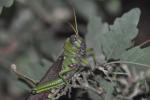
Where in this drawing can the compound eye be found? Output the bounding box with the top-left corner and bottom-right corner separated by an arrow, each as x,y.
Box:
70,35 -> 77,43
70,35 -> 82,48
69,64 -> 79,68
69,64 -> 75,68
69,64 -> 76,68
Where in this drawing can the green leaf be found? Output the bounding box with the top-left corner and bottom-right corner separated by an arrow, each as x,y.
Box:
120,46 -> 150,68
87,16 -> 109,62
0,0 -> 14,7
87,8 -> 141,61
102,8 -> 140,60
100,80 -> 114,100
0,0 -> 14,14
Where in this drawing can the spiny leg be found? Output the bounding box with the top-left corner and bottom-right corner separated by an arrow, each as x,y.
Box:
32,79 -> 65,94
11,64 -> 37,88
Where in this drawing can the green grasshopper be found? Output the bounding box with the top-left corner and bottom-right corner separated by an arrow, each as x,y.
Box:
15,9 -> 96,99
31,10 -> 95,95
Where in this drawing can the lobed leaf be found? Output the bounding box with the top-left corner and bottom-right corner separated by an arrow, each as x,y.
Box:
87,16 -> 109,62
101,8 -> 140,60
120,46 -> 150,68
87,8 -> 141,61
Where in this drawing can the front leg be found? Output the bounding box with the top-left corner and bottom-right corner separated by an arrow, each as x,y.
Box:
86,48 -> 96,65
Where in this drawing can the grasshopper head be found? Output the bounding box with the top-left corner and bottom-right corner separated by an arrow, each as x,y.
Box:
70,34 -> 84,48
64,34 -> 84,53
64,9 -> 85,53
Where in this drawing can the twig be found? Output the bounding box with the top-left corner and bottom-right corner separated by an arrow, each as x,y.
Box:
104,60 -> 150,68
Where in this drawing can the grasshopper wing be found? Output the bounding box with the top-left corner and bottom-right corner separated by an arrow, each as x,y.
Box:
26,55 -> 64,100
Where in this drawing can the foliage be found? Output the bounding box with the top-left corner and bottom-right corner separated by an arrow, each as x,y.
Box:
0,0 -> 14,14
87,8 -> 140,61
0,0 -> 150,100
120,46 -> 150,67
87,8 -> 150,100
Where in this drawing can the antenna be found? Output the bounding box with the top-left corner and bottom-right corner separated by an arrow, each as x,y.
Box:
69,23 -> 78,34
73,8 -> 79,36
69,8 -> 79,36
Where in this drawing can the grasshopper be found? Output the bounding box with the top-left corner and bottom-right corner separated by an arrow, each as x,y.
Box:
13,9 -> 96,99
31,10 -> 96,95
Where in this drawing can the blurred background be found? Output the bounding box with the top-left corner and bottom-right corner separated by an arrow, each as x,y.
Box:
0,0 -> 150,100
